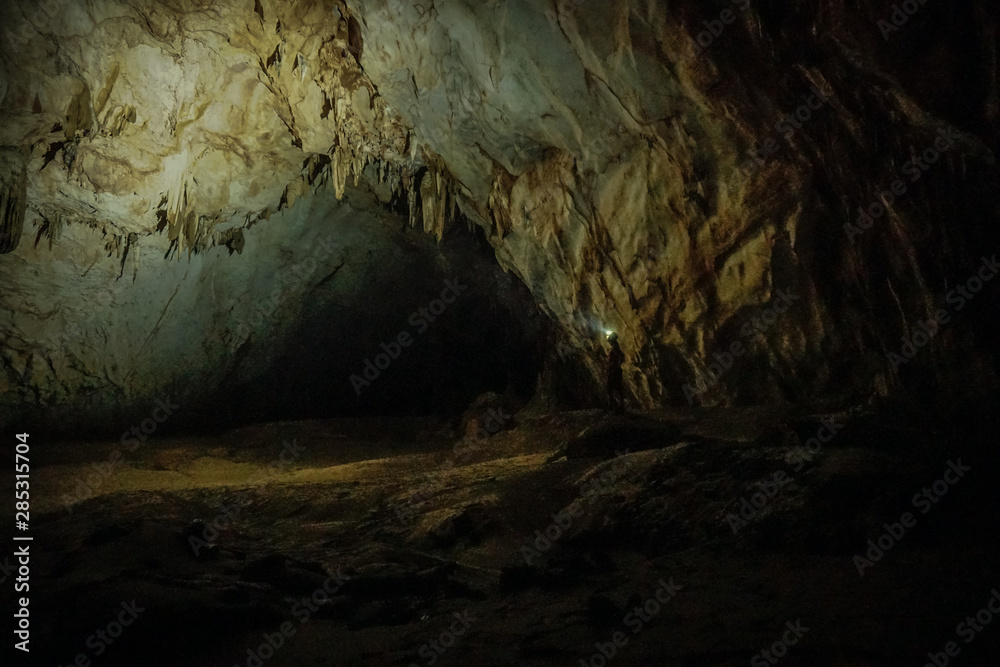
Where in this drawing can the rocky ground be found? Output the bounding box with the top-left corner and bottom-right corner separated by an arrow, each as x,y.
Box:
11,399 -> 1000,666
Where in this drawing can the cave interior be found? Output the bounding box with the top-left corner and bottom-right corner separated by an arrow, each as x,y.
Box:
2,1 -> 1000,665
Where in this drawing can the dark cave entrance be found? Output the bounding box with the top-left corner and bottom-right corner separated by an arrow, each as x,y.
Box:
216,220 -> 551,429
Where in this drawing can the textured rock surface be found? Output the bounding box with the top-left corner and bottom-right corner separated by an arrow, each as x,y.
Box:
23,406 -> 1000,665
0,0 -> 544,430
351,0 -> 1000,407
2,0 -> 999,426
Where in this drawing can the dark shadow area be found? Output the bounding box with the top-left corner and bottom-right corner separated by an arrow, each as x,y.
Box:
218,223 -> 550,427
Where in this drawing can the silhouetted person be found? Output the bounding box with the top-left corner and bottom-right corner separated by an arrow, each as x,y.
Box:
606,332 -> 625,413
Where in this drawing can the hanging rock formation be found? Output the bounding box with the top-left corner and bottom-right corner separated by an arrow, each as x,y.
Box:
349,0 -> 1000,407
1,0 -> 998,427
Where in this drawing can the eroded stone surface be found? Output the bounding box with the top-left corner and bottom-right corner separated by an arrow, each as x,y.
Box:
2,0 -> 998,424
350,0 -> 1000,407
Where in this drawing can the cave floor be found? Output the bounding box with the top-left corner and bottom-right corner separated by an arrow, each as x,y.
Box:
20,406 -> 1000,666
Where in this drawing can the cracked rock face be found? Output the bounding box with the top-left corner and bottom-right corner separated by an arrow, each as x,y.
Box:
1,0 -> 999,427
0,0 -> 543,429
350,0 -> 1000,406
0,0 -> 414,243
0,0 -> 395,427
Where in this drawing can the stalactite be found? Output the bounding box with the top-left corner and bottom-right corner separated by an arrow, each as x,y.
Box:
63,85 -> 93,141
407,173 -> 419,229
332,146 -> 350,200
34,210 -> 63,251
486,173 -> 513,239
0,154 -> 27,254
101,105 -> 136,137
104,233 -> 122,259
420,169 -> 448,241
215,227 -> 245,256
388,163 -> 403,197
161,177 -> 212,259
131,233 -> 140,282
117,232 -> 138,281
352,155 -> 364,186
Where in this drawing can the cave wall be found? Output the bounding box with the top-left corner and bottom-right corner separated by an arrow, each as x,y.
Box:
0,177 -> 546,433
349,0 -> 1000,407
0,0 -> 546,433
2,0 -> 999,427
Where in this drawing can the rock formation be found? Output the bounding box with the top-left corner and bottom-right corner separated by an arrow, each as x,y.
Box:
1,0 -> 998,428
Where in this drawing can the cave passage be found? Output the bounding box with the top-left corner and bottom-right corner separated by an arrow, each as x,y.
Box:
2,1 -> 1000,665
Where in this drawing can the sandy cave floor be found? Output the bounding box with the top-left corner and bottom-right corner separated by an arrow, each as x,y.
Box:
8,404 -> 1000,666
